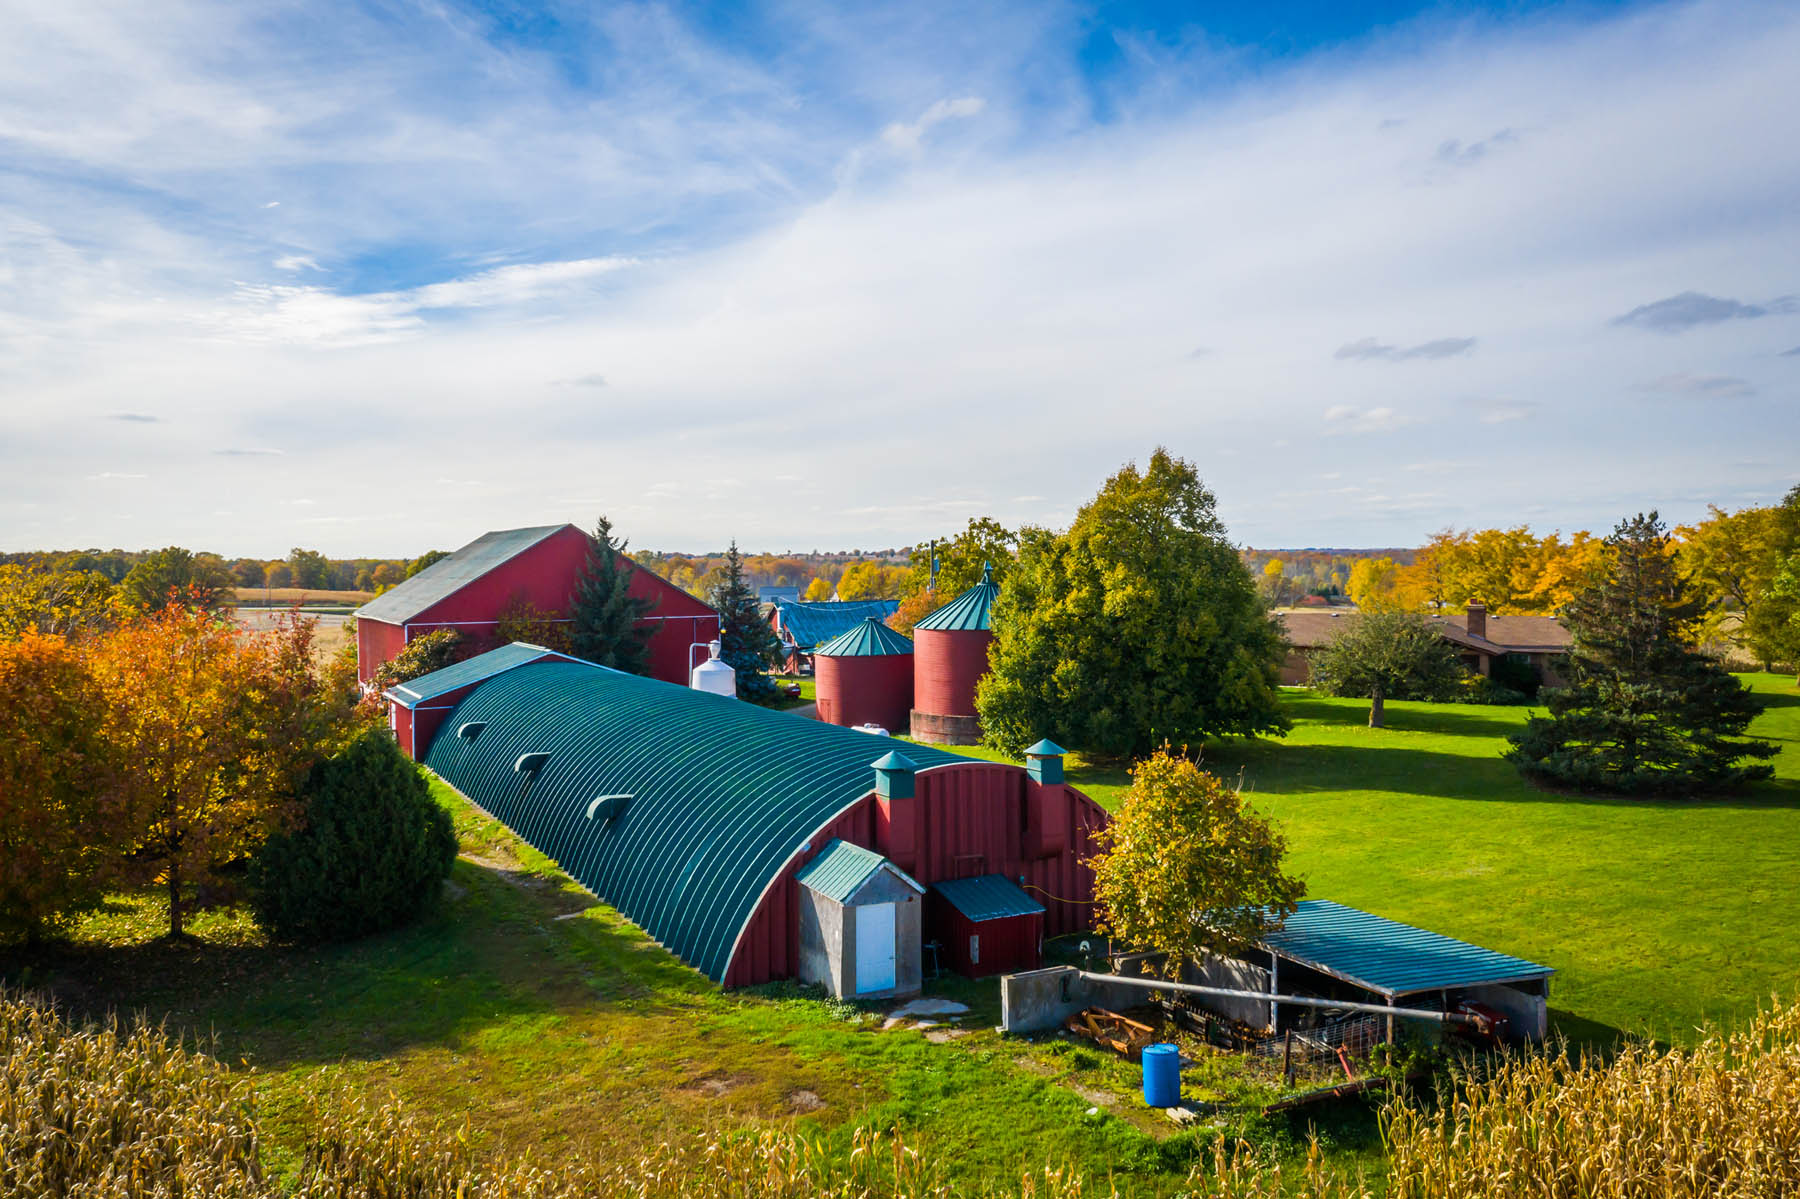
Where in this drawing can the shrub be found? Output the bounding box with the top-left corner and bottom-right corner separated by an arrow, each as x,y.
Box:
1487,653 -> 1541,698
250,730 -> 457,944
370,628 -> 466,694
1457,675 -> 1529,705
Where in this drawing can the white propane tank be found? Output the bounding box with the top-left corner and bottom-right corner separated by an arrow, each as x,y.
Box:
853,723 -> 891,736
690,639 -> 737,698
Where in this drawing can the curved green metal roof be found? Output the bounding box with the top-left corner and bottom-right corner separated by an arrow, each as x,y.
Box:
423,653 -> 969,982
913,564 -> 998,632
813,617 -> 913,658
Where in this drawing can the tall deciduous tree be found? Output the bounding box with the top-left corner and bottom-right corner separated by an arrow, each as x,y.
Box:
803,576 -> 834,602
118,547 -> 234,612
1308,610 -> 1465,727
406,549 -> 449,578
0,634 -> 125,942
1091,751 -> 1304,966
1506,513 -> 1777,795
287,547 -> 332,590
708,541 -> 780,703
569,515 -> 658,673
93,607 -> 325,937
977,449 -> 1288,757
904,518 -> 1018,600
1345,557 -> 1402,611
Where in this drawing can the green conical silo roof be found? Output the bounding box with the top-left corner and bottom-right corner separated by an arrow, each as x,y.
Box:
914,563 -> 998,632
813,617 -> 914,657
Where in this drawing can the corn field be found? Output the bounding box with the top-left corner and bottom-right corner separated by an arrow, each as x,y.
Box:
7,988 -> 1800,1198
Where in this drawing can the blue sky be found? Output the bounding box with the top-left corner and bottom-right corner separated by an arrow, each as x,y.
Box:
1,0 -> 1795,556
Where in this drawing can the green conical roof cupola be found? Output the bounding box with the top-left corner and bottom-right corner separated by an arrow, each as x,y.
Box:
914,562 -> 999,632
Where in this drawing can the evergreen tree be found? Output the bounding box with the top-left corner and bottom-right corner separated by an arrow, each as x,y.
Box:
708,540 -> 780,703
570,515 -> 657,674
1506,512 -> 1777,795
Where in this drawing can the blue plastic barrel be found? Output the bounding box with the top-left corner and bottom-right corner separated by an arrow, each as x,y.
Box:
1141,1042 -> 1181,1107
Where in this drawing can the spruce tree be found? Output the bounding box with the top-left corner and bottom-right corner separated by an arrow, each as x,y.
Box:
1506,512 -> 1776,795
708,540 -> 780,703
569,515 -> 657,674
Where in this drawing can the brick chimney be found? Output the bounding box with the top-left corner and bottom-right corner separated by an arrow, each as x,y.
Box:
1466,601 -> 1487,639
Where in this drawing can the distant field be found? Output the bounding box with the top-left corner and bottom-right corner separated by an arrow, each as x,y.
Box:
232,587 -> 373,607
953,674 -> 1800,1045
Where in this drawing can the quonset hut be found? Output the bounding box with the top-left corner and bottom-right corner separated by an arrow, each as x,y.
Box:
813,617 -> 913,733
409,645 -> 1108,991
909,565 -> 999,745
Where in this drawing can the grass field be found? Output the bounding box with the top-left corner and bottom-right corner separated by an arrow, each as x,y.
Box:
230,587 -> 373,607
6,675 -> 1796,1192
952,673 -> 1800,1045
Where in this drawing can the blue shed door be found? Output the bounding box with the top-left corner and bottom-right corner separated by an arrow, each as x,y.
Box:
855,903 -> 896,994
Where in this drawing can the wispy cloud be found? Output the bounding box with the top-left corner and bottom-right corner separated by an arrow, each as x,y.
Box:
214,447 -> 284,457
1434,128 -> 1518,168
273,254 -> 320,272
1636,373 -> 1756,398
1334,337 -> 1477,362
1467,399 -> 1537,424
557,373 -> 609,388
87,471 -> 147,480
1611,291 -> 1795,333
881,97 -> 986,154
1323,405 -> 1406,433
108,412 -> 161,423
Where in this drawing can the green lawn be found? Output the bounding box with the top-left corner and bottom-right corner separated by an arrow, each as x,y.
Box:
8,675 -> 1796,1192
951,673 -> 1800,1045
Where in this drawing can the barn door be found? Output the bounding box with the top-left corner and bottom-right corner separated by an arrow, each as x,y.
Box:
855,903 -> 896,994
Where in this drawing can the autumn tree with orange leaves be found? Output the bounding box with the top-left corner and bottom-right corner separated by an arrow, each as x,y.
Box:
91,606 -> 330,937
0,634 -> 125,942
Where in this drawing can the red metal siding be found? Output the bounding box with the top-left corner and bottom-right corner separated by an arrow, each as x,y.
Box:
391,703 -> 414,758
913,628 -> 992,718
358,619 -> 408,685
931,900 -> 1043,977
359,525 -> 719,688
722,762 -> 1108,987
814,653 -> 913,731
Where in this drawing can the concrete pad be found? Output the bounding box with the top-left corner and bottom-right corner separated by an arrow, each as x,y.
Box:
886,998 -> 969,1021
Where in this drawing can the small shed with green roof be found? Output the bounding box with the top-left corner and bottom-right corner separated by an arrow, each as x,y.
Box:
795,839 -> 925,998
930,874 -> 1046,977
814,617 -> 914,732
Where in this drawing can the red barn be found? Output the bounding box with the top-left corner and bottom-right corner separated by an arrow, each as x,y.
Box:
355,523 -> 717,688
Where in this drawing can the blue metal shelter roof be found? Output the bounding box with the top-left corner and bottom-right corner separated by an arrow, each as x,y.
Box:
357,524 -> 572,625
931,874 -> 1045,922
773,600 -> 900,650
795,839 -> 922,904
384,642 -> 566,707
1261,900 -> 1553,998
914,565 -> 998,632
423,649 -> 970,982
814,617 -> 913,658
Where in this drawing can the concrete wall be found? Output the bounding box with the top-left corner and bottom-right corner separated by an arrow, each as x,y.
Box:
796,886 -> 840,994
1186,953 -> 1275,1030
999,966 -> 1151,1034
1463,980 -> 1550,1042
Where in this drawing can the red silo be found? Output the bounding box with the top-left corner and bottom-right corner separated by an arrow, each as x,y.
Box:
909,565 -> 999,745
812,618 -> 915,732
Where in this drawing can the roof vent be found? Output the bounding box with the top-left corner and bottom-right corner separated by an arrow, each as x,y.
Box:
514,751 -> 550,777
457,721 -> 487,740
586,793 -> 632,825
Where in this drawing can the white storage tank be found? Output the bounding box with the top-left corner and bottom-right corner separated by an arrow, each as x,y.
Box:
691,639 -> 737,698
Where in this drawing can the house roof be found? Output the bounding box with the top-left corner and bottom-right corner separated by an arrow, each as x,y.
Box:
422,648 -> 970,982
1276,609 -> 1568,655
772,599 -> 900,650
913,564 -> 998,632
932,874 -> 1044,922
1260,900 -> 1553,998
796,839 -> 922,903
356,524 -> 573,625
1439,612 -> 1573,651
384,642 -> 567,707
813,617 -> 913,658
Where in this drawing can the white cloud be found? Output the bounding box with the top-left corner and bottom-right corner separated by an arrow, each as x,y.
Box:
1,1 -> 1798,553
880,96 -> 986,154
273,254 -> 320,272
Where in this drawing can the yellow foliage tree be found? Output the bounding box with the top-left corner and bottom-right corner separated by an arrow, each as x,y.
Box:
92,607 -> 327,937
1345,557 -> 1401,610
803,576 -> 833,602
